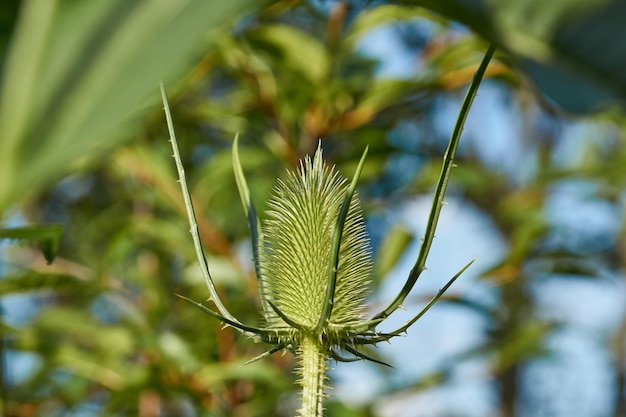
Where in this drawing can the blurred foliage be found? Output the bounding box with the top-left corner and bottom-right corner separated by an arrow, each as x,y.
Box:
1,1 -> 625,417
0,224 -> 63,264
403,0 -> 626,113
0,0 -> 264,213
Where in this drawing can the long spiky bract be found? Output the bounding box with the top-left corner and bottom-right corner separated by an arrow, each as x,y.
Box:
162,44 -> 495,417
366,43 -> 497,325
232,136 -> 270,315
160,84 -> 240,325
316,147 -> 369,334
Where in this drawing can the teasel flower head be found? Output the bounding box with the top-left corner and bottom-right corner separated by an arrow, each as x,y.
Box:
260,145 -> 372,340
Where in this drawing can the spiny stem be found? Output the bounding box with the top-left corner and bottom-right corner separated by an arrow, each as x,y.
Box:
298,336 -> 327,417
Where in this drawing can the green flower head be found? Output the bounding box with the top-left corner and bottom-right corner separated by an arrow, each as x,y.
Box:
261,145 -> 372,331
170,133 -> 472,363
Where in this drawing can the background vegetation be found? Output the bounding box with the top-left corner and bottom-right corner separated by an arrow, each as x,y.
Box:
1,0 -> 625,416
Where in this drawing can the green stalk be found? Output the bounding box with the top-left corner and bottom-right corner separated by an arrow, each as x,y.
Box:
297,336 -> 327,417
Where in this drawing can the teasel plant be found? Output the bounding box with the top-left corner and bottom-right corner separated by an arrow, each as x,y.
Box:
160,44 -> 495,417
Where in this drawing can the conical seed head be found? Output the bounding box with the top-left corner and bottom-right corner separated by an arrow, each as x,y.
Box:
260,146 -> 372,329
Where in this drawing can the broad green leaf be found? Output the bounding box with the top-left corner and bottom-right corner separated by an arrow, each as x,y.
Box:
0,0 -> 263,213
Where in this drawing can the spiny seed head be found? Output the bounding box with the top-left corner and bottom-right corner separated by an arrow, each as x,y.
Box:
260,145 -> 372,331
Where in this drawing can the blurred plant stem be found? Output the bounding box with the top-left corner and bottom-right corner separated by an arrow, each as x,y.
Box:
0,304 -> 6,416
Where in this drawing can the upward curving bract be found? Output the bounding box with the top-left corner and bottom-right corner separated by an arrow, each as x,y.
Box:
260,145 -> 372,331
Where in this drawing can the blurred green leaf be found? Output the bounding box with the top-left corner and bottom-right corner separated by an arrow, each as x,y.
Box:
0,223 -> 63,263
343,4 -> 447,47
0,0 -> 264,213
374,224 -> 413,280
0,271 -> 96,299
409,0 -> 626,113
245,24 -> 330,83
196,359 -> 289,387
492,319 -> 556,372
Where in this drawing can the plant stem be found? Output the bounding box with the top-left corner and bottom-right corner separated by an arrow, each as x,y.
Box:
298,335 -> 327,417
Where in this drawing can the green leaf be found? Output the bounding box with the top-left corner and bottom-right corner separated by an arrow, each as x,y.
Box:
344,4 -> 447,48
0,223 -> 63,263
245,24 -> 330,83
0,271 -> 93,297
0,0 -> 263,212
374,225 -> 413,280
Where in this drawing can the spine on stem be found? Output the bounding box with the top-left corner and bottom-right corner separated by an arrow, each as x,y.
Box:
297,335 -> 327,417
